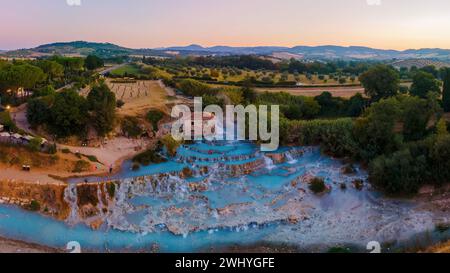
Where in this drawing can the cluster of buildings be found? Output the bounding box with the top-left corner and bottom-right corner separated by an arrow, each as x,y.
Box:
0,124 -> 49,148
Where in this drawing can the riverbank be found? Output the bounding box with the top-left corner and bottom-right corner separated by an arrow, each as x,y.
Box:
0,236 -> 59,253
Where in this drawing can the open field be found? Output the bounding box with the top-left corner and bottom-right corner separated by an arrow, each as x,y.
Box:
255,86 -> 365,98
108,64 -> 143,77
253,82 -> 413,98
106,79 -> 171,115
110,63 -> 172,79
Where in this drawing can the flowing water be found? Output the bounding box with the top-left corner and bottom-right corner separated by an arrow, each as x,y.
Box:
0,140 -> 449,252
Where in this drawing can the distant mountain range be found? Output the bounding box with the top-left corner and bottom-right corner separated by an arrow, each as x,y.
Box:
163,44 -> 450,61
3,41 -> 450,62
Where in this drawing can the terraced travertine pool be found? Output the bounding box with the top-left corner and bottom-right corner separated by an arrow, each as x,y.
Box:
0,140 -> 449,252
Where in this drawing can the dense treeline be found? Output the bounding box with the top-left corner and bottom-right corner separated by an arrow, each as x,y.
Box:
0,55 -> 104,106
27,82 -> 116,138
144,55 -> 381,76
280,94 -> 448,194
176,78 -> 368,119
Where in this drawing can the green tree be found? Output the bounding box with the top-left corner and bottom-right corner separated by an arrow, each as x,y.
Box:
420,65 -> 439,78
32,85 -> 56,98
51,56 -> 84,75
27,97 -> 52,128
0,64 -> 46,95
370,148 -> 427,194
84,55 -> 104,70
431,135 -> 450,184
442,68 -> 450,112
359,65 -> 400,101
242,86 -> 257,104
49,89 -> 89,138
346,93 -> 367,117
178,79 -> 211,97
87,83 -> 116,136
353,97 -> 402,160
400,96 -> 431,141
146,110 -> 165,131
35,60 -> 64,82
410,71 -> 440,98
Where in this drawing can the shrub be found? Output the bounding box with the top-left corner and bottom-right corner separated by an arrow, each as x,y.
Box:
27,200 -> 41,211
121,116 -> 143,138
280,118 -> 357,158
73,160 -> 90,173
27,137 -> 42,152
369,149 -> 426,194
116,99 -> 125,108
132,149 -> 166,166
0,111 -> 18,132
177,79 -> 212,97
258,92 -> 320,119
353,179 -> 364,191
46,144 -> 57,155
86,155 -> 99,163
161,135 -> 181,157
309,177 -> 326,194
146,110 -> 165,131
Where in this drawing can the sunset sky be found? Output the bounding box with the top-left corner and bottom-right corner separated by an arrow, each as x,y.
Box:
2,0 -> 450,50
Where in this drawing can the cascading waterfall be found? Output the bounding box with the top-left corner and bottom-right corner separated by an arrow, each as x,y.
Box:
64,183 -> 79,225
29,141 -> 446,252
263,155 -> 276,171
285,152 -> 298,164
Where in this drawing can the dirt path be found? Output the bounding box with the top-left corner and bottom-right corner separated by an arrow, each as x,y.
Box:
58,137 -> 148,168
10,104 -> 35,134
0,168 -> 63,184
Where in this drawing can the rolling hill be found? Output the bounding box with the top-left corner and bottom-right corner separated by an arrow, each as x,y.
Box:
392,59 -> 450,69
2,41 -> 165,59
162,44 -> 450,61
3,41 -> 450,63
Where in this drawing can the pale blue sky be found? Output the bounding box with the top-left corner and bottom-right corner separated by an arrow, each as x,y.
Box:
2,0 -> 450,50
